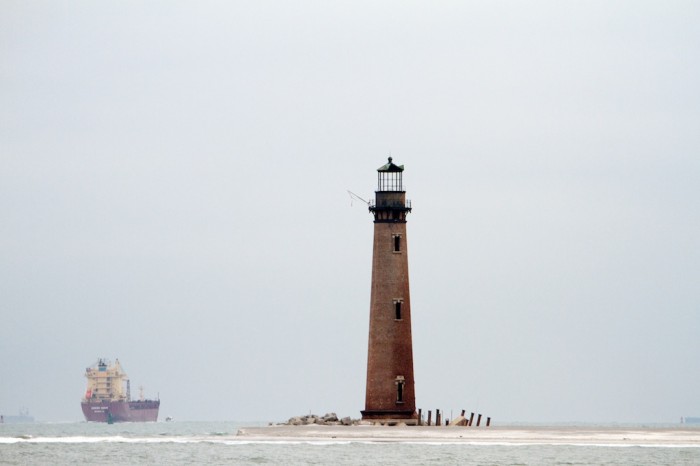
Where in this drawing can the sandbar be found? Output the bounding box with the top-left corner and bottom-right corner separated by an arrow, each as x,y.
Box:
236,425 -> 700,446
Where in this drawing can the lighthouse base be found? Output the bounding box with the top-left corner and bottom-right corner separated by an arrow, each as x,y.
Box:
361,409 -> 418,425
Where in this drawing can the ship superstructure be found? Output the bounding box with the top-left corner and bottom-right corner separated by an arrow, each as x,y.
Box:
84,358 -> 129,402
81,358 -> 159,423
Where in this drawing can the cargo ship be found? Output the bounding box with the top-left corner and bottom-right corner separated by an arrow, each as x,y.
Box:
81,358 -> 160,423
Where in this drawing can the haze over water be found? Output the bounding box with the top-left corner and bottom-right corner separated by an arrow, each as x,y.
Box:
1,0 -> 699,437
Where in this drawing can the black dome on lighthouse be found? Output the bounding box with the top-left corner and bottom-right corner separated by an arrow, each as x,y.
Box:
377,157 -> 404,172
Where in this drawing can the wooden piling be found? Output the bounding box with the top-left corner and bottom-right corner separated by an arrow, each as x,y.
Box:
436,409 -> 441,427
468,412 -> 475,426
461,409 -> 466,417
476,414 -> 482,426
418,409 -> 422,426
427,410 -> 432,426
486,417 -> 491,427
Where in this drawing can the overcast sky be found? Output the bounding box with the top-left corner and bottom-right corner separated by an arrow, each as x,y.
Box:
1,1 -> 698,423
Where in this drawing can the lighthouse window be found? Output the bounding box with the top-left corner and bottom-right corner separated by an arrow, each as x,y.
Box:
393,235 -> 401,252
396,376 -> 405,403
394,301 -> 402,320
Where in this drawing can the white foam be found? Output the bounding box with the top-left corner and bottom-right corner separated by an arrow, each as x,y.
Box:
2,428 -> 700,449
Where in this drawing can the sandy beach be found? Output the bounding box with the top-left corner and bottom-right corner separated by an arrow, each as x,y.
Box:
236,425 -> 700,446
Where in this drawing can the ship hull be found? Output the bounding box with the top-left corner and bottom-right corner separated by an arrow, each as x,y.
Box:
81,400 -> 160,422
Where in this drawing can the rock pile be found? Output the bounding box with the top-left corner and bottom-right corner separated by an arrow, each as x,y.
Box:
280,413 -> 358,426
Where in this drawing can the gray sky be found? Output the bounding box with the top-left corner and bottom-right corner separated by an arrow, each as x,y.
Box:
1,1 -> 698,423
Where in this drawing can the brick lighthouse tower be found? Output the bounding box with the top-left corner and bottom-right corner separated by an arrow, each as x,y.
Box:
361,157 -> 418,424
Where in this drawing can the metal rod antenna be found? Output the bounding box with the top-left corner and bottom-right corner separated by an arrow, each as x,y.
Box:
347,190 -> 370,206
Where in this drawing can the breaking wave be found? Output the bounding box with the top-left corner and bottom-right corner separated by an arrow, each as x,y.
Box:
2,435 -> 700,448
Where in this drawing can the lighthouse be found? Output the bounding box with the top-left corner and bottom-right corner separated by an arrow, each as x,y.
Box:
361,157 -> 418,424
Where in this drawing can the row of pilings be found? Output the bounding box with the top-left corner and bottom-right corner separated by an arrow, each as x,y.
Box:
418,409 -> 491,427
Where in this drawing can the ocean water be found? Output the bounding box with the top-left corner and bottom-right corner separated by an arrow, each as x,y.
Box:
2,421 -> 700,465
